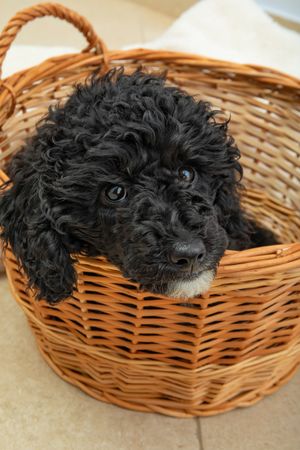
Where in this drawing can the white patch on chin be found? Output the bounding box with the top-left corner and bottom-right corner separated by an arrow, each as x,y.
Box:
166,269 -> 215,299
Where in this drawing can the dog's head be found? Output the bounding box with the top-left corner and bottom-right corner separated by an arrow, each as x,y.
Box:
0,69 -> 243,303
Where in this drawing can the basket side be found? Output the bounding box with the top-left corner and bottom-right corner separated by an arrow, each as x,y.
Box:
3,242 -> 300,417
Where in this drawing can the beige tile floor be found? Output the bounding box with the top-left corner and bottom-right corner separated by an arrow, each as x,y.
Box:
0,1 -> 300,449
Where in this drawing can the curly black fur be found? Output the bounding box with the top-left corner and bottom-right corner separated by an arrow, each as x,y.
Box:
0,68 -> 277,304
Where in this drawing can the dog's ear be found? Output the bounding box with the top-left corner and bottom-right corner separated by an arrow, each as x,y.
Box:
0,159 -> 76,304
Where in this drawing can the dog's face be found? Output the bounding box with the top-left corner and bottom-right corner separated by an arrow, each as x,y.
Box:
92,144 -> 228,299
1,69 -> 242,303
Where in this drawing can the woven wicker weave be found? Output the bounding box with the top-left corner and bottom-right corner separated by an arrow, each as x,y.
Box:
1,3 -> 300,417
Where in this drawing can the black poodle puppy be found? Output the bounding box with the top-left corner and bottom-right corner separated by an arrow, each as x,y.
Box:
0,68 -> 277,304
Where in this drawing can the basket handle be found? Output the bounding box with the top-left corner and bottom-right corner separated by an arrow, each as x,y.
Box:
0,2 -> 108,78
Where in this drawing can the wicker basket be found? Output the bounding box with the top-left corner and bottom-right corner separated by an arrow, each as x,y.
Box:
1,3 -> 300,418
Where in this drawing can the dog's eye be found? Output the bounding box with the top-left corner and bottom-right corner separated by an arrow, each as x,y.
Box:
178,167 -> 195,183
105,185 -> 127,202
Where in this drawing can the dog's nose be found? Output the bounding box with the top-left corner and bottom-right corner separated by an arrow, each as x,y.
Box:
169,240 -> 206,272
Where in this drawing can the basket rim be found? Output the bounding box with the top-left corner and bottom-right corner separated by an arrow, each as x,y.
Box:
1,47 -> 300,90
